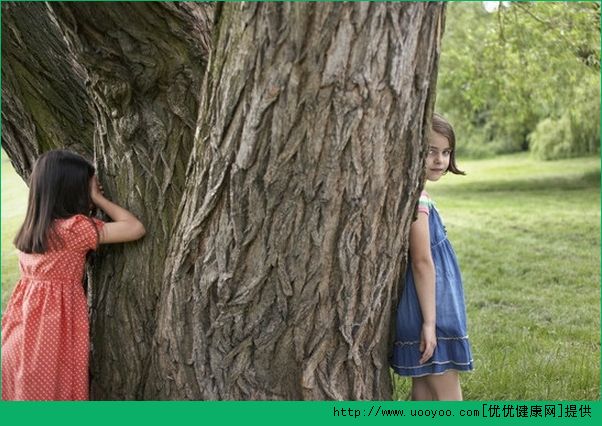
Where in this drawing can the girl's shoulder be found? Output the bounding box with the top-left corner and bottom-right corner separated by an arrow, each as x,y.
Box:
56,214 -> 102,230
54,214 -> 105,251
417,190 -> 435,215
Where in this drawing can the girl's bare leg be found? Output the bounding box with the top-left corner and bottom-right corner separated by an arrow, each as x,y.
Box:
411,376 -> 434,401
425,370 -> 463,401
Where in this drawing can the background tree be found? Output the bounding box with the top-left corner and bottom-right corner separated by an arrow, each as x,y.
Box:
2,2 -> 446,400
436,1 -> 600,159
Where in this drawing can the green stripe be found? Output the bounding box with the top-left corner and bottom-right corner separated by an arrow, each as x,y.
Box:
418,197 -> 433,209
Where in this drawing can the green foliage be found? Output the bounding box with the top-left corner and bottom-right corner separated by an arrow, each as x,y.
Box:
530,73 -> 601,160
529,115 -> 573,160
436,2 -> 600,159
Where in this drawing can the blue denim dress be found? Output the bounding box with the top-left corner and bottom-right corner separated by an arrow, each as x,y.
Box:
392,197 -> 473,377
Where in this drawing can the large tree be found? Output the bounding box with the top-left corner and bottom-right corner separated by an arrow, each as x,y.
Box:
2,2 -> 445,400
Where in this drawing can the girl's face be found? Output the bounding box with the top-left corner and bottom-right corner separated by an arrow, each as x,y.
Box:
425,131 -> 451,182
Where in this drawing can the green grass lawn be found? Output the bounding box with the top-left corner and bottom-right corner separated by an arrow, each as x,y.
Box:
2,150 -> 600,400
2,149 -> 27,311
393,153 -> 600,400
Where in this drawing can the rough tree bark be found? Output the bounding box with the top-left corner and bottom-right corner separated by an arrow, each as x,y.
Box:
1,2 -> 445,400
1,2 -> 94,176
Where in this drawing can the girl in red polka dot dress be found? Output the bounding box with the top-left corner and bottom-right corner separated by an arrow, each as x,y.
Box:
2,150 -> 146,401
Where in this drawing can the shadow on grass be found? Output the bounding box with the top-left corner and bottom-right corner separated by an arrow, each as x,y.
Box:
450,169 -> 600,194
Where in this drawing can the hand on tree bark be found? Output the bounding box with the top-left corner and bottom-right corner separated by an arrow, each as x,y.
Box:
90,176 -> 105,206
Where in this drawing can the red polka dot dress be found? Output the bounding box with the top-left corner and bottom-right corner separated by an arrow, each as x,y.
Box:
2,215 -> 104,401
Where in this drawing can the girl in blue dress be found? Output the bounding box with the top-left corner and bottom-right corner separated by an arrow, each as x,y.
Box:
392,114 -> 473,400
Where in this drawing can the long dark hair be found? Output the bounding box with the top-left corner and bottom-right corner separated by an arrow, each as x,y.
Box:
432,113 -> 465,175
14,150 -> 95,253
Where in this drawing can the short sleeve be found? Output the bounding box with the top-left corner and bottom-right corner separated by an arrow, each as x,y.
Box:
417,191 -> 432,216
66,214 -> 106,252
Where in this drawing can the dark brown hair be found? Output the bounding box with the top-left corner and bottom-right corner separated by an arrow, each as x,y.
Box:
432,113 -> 465,175
14,150 -> 95,253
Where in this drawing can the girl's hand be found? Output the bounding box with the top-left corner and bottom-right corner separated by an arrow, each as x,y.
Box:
419,323 -> 437,364
90,175 -> 105,205
87,176 -> 146,244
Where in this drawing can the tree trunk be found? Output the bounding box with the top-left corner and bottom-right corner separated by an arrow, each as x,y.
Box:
1,2 -> 94,176
1,2 -> 445,400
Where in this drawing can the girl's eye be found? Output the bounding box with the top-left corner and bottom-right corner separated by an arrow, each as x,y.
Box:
428,149 -> 451,156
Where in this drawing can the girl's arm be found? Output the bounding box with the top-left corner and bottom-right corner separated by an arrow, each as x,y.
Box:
408,212 -> 437,364
90,176 -> 146,244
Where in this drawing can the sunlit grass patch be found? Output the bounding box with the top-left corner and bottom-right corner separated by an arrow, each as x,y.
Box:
1,149 -> 27,311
